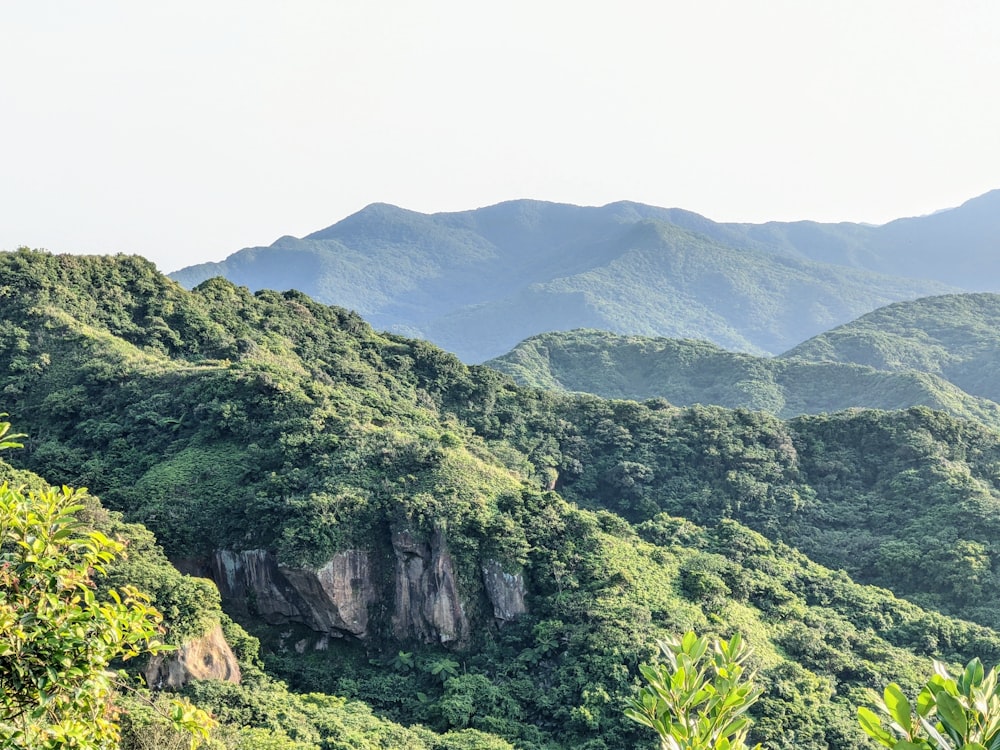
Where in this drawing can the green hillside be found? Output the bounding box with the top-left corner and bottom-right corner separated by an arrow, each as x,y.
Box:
0,459 -> 520,750
8,249 -> 1000,748
782,293 -> 1000,403
484,328 -> 1000,428
170,200 -> 954,361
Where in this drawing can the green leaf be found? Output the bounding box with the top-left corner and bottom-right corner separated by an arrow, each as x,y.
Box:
885,683 -> 914,735
963,659 -> 986,693
937,690 -> 969,736
917,688 -> 936,717
859,706 -> 896,748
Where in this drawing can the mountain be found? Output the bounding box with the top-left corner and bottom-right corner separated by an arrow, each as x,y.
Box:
484,326 -> 1000,428
170,199 -> 958,362
10,249 -> 1000,748
655,189 -> 1000,288
856,190 -> 1000,287
783,293 -> 1000,403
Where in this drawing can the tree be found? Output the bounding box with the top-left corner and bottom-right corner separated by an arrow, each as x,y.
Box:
859,657 -> 1000,750
0,418 -> 210,749
624,631 -> 763,750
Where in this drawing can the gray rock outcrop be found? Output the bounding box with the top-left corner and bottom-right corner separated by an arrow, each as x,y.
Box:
212,531 -> 516,646
392,528 -> 469,644
212,548 -> 376,638
481,559 -> 527,622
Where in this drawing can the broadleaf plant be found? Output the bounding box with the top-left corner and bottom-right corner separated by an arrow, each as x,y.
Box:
624,631 -> 763,750
859,658 -> 1000,750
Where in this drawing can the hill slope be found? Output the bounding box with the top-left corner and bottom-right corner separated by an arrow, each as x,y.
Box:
484,327 -> 1000,428
170,200 -> 955,361
783,293 -> 1000,403
10,250 -> 1000,748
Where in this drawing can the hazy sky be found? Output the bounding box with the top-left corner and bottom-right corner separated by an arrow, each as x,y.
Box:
3,1 -> 998,274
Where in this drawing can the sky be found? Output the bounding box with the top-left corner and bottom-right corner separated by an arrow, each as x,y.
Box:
2,1 -> 999,274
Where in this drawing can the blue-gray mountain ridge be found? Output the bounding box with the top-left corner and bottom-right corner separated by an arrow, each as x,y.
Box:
171,191 -> 1000,362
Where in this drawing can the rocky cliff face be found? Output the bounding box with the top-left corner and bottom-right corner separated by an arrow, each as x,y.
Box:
212,531 -> 526,647
145,624 -> 241,690
391,528 -> 469,644
212,548 -> 376,638
481,560 -> 527,623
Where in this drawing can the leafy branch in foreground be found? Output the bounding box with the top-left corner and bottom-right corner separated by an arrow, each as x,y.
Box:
0,478 -> 212,749
624,631 -> 763,750
860,657 -> 1000,750
0,416 -> 26,452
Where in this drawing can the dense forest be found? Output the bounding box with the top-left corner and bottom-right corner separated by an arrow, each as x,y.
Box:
485,325 -> 1000,428
5,250 -> 1000,748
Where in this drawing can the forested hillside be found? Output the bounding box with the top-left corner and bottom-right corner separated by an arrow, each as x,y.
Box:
169,200 -> 955,361
0,459 -> 518,750
6,250 -> 1000,748
485,327 -> 1000,428
783,293 -> 1000,402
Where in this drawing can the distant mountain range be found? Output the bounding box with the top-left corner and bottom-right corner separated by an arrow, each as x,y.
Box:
485,293 -> 1000,429
169,191 -> 1000,362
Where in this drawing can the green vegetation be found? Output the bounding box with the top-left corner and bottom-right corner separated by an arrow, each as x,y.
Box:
0,428 -> 211,748
783,293 -> 1000,404
170,200 -> 954,361
625,631 -> 762,750
0,453 -> 519,750
859,658 -> 1000,749
6,249 -> 1000,747
485,329 -> 1000,428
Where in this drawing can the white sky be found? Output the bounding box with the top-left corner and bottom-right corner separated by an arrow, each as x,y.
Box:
2,1 -> 998,274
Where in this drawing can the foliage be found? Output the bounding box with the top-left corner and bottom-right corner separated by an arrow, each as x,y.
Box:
7,250 -> 1000,748
859,658 -> 1000,750
0,479 -> 210,749
484,329 -> 1000,429
785,293 -> 1000,404
624,631 -> 762,750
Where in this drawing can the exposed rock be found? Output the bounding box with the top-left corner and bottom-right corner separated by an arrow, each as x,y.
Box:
392,528 -> 469,644
281,552 -> 376,636
482,559 -> 527,622
214,534 -> 473,645
212,548 -> 376,638
145,624 -> 241,690
214,549 -> 300,622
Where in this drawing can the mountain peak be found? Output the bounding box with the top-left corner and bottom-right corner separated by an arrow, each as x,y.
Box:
305,202 -> 420,240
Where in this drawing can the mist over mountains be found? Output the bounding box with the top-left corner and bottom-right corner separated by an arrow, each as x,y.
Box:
170,191 -> 1000,362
